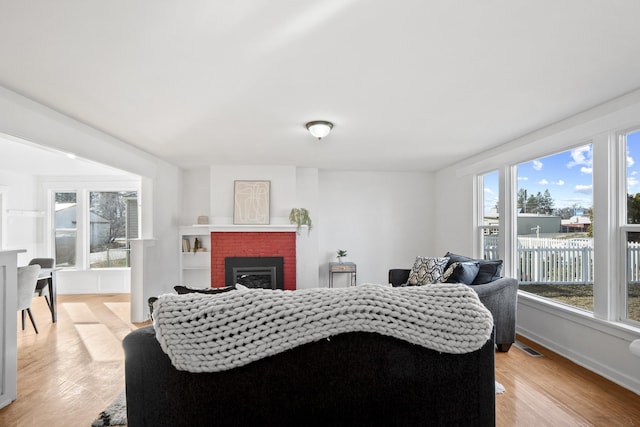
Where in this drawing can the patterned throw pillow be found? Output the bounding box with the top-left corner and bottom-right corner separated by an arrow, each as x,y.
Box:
407,256 -> 450,285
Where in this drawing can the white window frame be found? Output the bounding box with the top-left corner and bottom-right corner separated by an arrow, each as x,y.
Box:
618,128 -> 640,326
475,130 -> 640,329
45,178 -> 140,271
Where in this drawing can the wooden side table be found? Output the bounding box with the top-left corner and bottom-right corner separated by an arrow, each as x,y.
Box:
329,262 -> 357,287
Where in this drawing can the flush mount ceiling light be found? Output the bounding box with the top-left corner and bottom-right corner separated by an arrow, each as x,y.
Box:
305,121 -> 333,140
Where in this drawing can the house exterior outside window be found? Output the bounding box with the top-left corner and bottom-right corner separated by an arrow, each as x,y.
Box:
50,185 -> 138,270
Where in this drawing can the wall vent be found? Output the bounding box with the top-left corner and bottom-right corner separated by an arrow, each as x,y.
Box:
514,341 -> 543,357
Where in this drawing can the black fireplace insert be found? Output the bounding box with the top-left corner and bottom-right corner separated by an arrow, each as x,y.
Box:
225,256 -> 284,290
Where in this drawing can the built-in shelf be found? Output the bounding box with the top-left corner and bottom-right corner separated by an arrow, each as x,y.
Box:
179,226 -> 211,287
179,224 -> 307,288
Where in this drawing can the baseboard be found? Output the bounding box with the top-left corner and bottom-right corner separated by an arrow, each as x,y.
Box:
517,325 -> 640,396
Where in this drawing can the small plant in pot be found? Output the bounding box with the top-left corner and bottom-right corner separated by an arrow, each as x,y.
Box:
289,208 -> 313,235
336,249 -> 348,264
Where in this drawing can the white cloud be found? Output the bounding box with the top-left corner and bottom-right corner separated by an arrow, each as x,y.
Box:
538,179 -> 548,185
567,145 -> 593,171
555,180 -> 565,186
484,188 -> 495,195
532,160 -> 543,171
518,176 -> 529,181
627,150 -> 635,168
575,184 -> 593,194
628,176 -> 639,191
580,166 -> 593,174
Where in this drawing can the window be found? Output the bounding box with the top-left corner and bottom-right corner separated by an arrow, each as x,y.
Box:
54,192 -> 77,268
51,187 -> 138,269
89,191 -> 138,268
479,170 -> 499,260
516,145 -> 594,312
623,129 -> 640,323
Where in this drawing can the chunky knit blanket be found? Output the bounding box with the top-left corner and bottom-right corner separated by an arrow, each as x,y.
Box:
152,283 -> 493,373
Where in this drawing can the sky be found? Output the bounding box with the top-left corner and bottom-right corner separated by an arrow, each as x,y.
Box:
483,129 -> 640,214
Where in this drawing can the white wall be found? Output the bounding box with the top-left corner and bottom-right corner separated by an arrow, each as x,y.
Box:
434,89 -> 640,395
318,170 -> 434,287
0,171 -> 42,265
295,168 -> 320,289
179,167 -> 210,226
209,165 -> 297,225
179,167 -> 434,289
0,86 -> 181,316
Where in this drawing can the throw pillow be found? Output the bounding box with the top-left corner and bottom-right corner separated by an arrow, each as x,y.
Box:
407,256 -> 449,285
443,252 -> 503,285
472,260 -> 503,284
440,261 -> 480,285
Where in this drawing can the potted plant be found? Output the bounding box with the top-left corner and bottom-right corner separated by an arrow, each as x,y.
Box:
336,249 -> 348,264
289,208 -> 313,235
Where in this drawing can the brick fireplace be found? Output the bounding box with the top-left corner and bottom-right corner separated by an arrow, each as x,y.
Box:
210,232 -> 296,290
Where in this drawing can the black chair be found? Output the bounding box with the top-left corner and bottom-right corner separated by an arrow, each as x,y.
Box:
28,258 -> 55,313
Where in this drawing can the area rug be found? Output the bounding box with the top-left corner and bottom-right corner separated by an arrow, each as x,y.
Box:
91,390 -> 126,426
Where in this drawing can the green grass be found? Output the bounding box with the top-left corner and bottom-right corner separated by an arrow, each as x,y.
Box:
520,283 -> 640,321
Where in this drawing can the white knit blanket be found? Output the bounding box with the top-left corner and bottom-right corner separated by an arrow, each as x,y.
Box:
152,283 -> 493,373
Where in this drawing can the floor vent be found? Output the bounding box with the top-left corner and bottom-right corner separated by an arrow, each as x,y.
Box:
514,341 -> 543,357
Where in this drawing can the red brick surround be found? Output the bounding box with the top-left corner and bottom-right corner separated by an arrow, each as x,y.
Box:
210,232 -> 296,290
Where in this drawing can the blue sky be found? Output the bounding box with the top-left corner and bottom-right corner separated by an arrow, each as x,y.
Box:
483,129 -> 640,214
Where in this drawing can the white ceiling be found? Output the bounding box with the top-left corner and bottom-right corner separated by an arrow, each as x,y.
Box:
0,135 -> 136,177
2,1 -> 640,173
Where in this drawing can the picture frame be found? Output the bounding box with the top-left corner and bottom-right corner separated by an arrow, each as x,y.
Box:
233,180 -> 271,225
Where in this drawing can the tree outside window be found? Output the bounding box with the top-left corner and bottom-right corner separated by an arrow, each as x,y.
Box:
89,191 -> 138,268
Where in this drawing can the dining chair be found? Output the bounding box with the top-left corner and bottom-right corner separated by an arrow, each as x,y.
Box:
17,264 -> 41,334
28,258 -> 55,311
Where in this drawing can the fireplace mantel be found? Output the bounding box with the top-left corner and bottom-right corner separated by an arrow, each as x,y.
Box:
193,224 -> 303,233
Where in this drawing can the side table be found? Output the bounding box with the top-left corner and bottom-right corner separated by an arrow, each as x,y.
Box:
328,262 -> 356,287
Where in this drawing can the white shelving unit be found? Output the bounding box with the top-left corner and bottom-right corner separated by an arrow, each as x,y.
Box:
179,226 -> 211,287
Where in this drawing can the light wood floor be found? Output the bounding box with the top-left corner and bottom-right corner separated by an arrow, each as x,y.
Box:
1,294 -> 639,426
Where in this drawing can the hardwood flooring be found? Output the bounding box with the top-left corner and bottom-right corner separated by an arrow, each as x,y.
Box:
0,294 -> 639,426
0,294 -> 149,427
495,337 -> 640,426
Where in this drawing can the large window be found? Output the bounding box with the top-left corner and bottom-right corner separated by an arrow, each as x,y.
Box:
623,130 -> 640,323
54,192 -> 77,268
89,191 -> 138,268
479,170 -> 499,260
515,145 -> 594,312
52,189 -> 138,269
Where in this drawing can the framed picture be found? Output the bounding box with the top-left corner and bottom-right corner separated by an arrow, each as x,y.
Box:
233,180 -> 270,225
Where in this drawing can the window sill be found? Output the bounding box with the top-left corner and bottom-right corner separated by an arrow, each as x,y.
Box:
518,291 -> 640,340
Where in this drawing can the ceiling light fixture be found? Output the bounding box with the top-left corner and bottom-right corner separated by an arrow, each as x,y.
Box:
305,121 -> 333,140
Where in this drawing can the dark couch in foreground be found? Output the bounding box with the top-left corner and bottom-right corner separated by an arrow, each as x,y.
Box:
389,269 -> 518,352
124,325 -> 495,427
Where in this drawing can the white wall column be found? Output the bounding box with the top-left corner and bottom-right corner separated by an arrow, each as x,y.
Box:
130,239 -> 156,323
0,249 -> 25,409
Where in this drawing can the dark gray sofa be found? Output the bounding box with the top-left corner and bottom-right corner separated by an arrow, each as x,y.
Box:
124,325 -> 496,427
388,269 -> 518,352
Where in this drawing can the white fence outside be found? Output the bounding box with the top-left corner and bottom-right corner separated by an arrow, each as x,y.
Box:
483,236 -> 640,285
